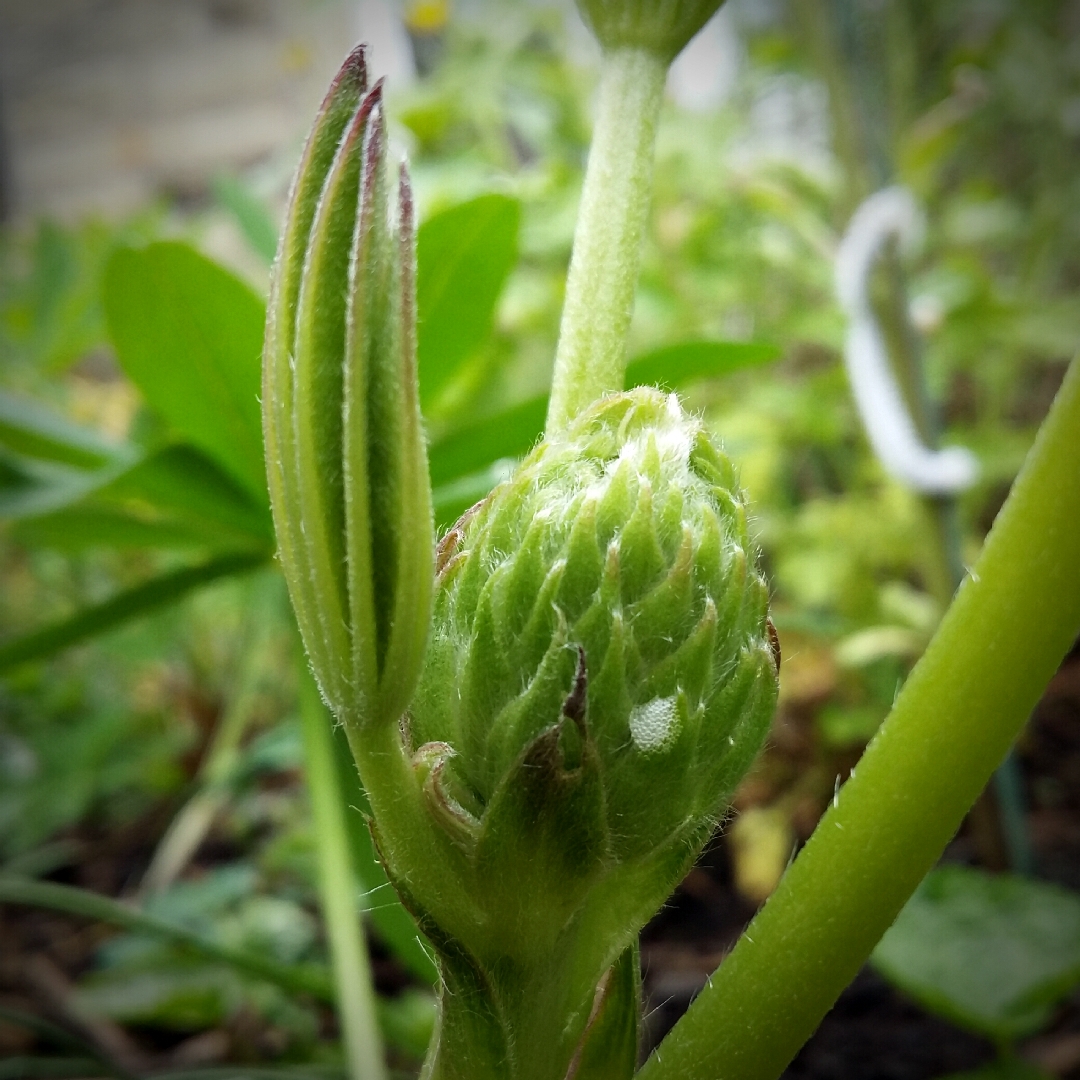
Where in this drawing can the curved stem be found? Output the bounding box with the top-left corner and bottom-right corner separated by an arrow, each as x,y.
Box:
545,45 -> 667,434
639,356 -> 1080,1080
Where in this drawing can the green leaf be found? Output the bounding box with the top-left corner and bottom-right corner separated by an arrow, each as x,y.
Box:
0,877 -> 331,1001
0,391 -> 126,470
213,174 -> 280,264
432,461 -> 515,530
416,194 -> 520,408
872,865 -> 1080,1041
429,396 -> 546,487
0,552 -> 267,672
14,445 -> 273,552
624,340 -> 780,389
425,340 -> 778,490
104,242 -> 267,500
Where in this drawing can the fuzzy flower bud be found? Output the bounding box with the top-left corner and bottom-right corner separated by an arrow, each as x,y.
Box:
407,389 -> 778,950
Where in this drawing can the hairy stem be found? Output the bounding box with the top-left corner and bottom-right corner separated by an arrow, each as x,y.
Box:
300,665 -> 387,1080
545,45 -> 667,434
640,355 -> 1080,1080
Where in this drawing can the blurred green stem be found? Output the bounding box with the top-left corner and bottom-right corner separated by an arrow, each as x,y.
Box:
140,578 -> 276,898
299,663 -> 387,1080
545,45 -> 666,434
640,355 -> 1080,1080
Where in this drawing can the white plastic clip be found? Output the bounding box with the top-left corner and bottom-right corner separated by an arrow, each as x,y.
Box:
835,187 -> 978,495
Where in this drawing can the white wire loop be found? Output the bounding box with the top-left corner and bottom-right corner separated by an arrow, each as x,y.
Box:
835,186 -> 978,495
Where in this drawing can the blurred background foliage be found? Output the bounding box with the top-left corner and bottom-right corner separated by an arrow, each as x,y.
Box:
1,0 -> 1079,1076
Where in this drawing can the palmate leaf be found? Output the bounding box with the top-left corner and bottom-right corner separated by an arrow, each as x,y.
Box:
104,243 -> 268,501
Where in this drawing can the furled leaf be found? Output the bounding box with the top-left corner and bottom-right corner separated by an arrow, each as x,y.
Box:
872,865 -> 1080,1040
104,242 -> 267,500
416,194 -> 521,408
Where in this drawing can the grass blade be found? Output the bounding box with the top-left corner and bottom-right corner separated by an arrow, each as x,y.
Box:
0,553 -> 267,672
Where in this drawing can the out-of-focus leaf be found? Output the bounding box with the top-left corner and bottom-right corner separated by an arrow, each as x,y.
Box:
0,552 -> 267,672
426,339 -> 780,489
377,990 -> 437,1062
0,454 -> 99,520
0,877 -> 331,1000
0,391 -> 125,470
14,446 -> 273,552
872,865 -> 1080,1041
432,461 -> 516,530
624,340 -> 780,388
104,243 -> 267,500
329,722 -> 438,985
428,396 -> 546,487
213,175 -> 280,264
0,1006 -> 107,1064
416,194 -> 520,408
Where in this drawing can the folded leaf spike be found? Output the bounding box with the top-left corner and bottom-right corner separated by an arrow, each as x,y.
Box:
375,162 -> 434,727
264,47 -> 369,709
343,98 -> 390,712
290,80 -> 382,712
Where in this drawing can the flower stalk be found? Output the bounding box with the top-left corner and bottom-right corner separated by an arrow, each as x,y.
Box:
547,1 -> 728,432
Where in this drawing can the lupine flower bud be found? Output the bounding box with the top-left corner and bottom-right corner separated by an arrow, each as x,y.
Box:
407,388 -> 778,943
576,0 -> 726,62
262,47 -> 434,728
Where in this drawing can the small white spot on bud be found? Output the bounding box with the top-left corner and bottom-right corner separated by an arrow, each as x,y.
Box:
629,696 -> 679,752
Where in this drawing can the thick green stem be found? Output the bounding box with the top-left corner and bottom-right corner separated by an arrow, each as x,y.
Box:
639,356 -> 1080,1080
299,666 -> 387,1080
545,45 -> 667,434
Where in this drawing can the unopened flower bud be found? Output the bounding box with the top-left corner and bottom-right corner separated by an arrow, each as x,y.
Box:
408,388 -> 778,951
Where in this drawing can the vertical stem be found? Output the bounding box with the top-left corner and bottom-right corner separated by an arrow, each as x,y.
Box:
545,45 -> 667,434
300,663 -> 387,1080
637,357 -> 1080,1080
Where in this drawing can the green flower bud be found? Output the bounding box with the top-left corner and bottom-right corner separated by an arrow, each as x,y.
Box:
262,47 -> 434,728
576,0 -> 726,62
412,387 -> 776,870
394,391 -> 778,1080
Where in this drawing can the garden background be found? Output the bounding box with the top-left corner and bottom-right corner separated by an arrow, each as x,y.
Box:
1,2 -> 1079,1078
